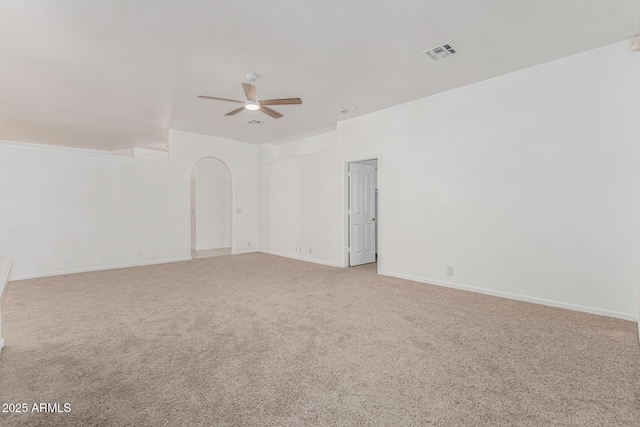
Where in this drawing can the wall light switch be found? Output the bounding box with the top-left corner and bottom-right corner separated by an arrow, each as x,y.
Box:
235,208 -> 242,214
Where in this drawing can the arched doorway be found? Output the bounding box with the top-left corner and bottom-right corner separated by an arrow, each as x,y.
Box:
190,157 -> 233,259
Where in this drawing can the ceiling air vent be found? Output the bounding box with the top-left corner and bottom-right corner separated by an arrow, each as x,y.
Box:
423,43 -> 456,61
248,119 -> 264,125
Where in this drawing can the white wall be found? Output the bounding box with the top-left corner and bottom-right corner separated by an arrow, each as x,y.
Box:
194,157 -> 232,250
0,130 -> 259,279
190,169 -> 197,249
0,257 -> 13,353
261,40 -> 640,320
0,144 -> 188,278
258,144 -> 272,253
260,132 -> 344,266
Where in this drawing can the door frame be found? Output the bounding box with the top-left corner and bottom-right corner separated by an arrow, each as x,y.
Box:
343,154 -> 381,269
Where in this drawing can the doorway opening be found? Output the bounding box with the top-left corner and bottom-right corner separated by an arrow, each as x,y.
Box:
190,157 -> 233,259
345,158 -> 378,268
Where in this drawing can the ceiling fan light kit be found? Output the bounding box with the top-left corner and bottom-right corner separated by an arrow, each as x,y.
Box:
198,73 -> 302,119
245,101 -> 260,111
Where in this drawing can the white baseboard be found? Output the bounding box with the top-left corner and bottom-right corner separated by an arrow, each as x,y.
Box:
10,257 -> 192,281
261,251 -> 344,268
378,270 -> 637,322
231,249 -> 259,255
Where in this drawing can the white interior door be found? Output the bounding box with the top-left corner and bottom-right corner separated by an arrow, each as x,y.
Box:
349,163 -> 376,266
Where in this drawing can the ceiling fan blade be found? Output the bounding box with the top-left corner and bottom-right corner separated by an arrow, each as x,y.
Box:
198,95 -> 244,103
242,83 -> 257,102
225,106 -> 246,116
259,98 -> 302,106
260,105 -> 283,119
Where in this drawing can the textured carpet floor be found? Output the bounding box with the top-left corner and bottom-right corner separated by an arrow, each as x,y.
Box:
0,253 -> 638,426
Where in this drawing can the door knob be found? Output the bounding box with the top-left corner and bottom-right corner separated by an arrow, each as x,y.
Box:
372,217 -> 376,221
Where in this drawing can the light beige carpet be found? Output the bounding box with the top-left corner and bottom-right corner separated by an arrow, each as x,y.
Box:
0,253 -> 638,426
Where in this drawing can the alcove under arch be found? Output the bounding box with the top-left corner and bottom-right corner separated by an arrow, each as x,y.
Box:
189,157 -> 234,258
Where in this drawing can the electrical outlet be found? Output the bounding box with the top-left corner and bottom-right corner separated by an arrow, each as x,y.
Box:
247,241 -> 251,247
100,253 -> 106,261
308,248 -> 312,254
447,267 -> 454,276
137,251 -> 142,258
64,257 -> 71,264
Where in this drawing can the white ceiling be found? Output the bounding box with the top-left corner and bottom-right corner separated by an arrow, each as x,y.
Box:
1,1 -> 639,151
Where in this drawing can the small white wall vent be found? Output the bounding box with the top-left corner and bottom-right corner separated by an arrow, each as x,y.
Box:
424,43 -> 456,61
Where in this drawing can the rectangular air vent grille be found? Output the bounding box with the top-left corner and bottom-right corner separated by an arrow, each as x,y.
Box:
424,43 -> 456,61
